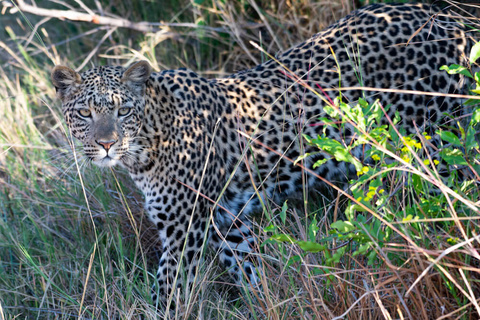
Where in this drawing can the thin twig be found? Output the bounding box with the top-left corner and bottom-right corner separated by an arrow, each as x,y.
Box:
76,27 -> 116,71
10,0 -> 157,32
6,0 -> 234,33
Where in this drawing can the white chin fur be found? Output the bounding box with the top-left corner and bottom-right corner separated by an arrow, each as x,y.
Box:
93,157 -> 118,167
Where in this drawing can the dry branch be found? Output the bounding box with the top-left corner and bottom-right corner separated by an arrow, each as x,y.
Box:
3,0 -> 230,33
8,0 -> 157,32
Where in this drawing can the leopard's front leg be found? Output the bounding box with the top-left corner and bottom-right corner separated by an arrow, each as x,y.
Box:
147,195 -> 209,309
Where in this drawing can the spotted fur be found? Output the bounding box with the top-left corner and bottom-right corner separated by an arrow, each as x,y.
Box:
52,3 -> 471,308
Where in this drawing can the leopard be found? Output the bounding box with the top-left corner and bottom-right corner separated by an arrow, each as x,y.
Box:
51,2 -> 473,309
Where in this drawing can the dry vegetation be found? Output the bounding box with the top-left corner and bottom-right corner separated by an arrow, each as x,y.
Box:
0,0 -> 479,319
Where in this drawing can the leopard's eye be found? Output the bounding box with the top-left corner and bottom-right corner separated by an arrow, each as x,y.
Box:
118,107 -> 132,117
78,109 -> 92,118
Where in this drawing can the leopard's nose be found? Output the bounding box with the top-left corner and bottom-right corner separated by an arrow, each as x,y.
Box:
97,140 -> 117,151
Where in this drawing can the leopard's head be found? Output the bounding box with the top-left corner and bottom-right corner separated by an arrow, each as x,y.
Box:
51,61 -> 152,167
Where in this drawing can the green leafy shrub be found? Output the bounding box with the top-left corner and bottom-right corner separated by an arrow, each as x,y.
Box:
264,40 -> 480,302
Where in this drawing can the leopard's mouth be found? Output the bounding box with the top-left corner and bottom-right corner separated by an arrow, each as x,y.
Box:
92,154 -> 120,167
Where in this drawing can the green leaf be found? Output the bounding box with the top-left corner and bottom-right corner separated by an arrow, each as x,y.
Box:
469,42 -> 480,64
440,64 -> 473,78
286,255 -> 302,268
358,98 -> 368,107
324,104 -> 339,118
474,123 -> 480,147
412,174 -> 423,193
312,267 -> 324,276
294,152 -> 317,165
308,217 -> 319,242
367,250 -> 377,265
280,200 -> 288,224
270,234 -> 295,243
327,246 -> 346,264
353,243 -> 370,256
472,108 -> 480,124
264,224 -> 276,232
465,98 -> 480,106
312,158 -> 328,169
356,214 -> 366,223
472,165 -> 480,176
332,147 -> 350,162
439,148 -> 468,166
331,220 -> 356,232
437,130 -> 462,147
296,241 -> 326,253
349,203 -> 370,212
368,100 -> 383,126
304,135 -> 363,170
393,110 -> 401,126
472,110 -> 480,147
466,126 -> 479,150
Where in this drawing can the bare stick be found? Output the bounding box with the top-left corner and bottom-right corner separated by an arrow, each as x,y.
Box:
9,0 -> 157,32
5,0 -> 233,33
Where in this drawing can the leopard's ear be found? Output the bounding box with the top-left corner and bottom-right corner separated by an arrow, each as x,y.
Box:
121,61 -> 152,96
51,66 -> 82,101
